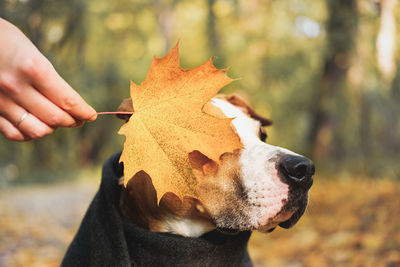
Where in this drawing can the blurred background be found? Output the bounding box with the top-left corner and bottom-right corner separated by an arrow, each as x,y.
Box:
0,0 -> 399,266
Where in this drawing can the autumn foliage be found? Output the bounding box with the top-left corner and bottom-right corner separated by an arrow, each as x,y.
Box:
118,43 -> 242,201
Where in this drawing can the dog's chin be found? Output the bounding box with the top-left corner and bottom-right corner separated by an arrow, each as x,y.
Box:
216,203 -> 307,234
257,196 -> 309,233
278,190 -> 309,229
210,189 -> 310,235
278,203 -> 307,229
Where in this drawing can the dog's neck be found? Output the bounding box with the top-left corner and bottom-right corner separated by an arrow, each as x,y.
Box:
119,171 -> 216,237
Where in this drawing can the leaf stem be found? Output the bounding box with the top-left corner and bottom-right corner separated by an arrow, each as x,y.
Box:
97,112 -> 134,115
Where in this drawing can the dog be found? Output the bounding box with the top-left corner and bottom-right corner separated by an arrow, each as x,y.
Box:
62,93 -> 315,267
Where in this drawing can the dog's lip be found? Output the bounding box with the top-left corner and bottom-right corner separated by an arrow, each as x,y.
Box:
278,202 -> 307,229
274,210 -> 296,222
256,209 -> 297,232
277,177 -> 312,229
278,213 -> 297,229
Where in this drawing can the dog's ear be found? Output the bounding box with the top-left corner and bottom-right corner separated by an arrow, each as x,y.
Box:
224,93 -> 272,126
159,193 -> 211,221
119,171 -> 162,230
117,98 -> 134,122
188,150 -> 218,177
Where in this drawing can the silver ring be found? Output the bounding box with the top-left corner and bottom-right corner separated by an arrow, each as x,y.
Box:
15,112 -> 29,127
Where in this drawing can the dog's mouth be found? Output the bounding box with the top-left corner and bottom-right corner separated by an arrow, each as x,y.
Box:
274,174 -> 312,229
213,199 -> 308,235
257,192 -> 309,233
278,201 -> 307,229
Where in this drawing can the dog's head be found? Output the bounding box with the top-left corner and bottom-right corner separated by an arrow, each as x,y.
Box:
118,94 -> 314,236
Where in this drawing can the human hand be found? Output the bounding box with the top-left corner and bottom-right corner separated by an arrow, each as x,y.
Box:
0,18 -> 97,141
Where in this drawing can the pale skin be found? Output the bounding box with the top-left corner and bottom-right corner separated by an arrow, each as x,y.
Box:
0,18 -> 97,141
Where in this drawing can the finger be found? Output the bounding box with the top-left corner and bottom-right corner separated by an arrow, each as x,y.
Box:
74,120 -> 85,127
1,85 -> 76,128
0,116 -> 28,141
0,95 -> 54,139
16,112 -> 55,139
24,60 -> 97,121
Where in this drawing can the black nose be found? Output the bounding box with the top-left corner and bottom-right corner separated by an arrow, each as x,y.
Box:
278,154 -> 315,189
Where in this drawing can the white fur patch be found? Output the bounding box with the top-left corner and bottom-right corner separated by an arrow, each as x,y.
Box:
210,98 -> 262,148
211,98 -> 298,228
239,145 -> 289,227
161,216 -> 215,237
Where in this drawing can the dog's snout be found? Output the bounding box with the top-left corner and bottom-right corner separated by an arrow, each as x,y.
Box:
278,155 -> 315,189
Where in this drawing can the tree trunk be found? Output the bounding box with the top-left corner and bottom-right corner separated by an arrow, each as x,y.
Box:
207,0 -> 225,67
379,0 -> 399,154
376,0 -> 396,84
306,0 -> 358,161
385,63 -> 400,153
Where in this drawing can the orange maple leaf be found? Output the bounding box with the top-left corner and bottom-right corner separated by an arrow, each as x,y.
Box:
118,43 -> 243,201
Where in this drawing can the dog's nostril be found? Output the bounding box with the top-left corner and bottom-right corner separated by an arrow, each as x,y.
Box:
293,164 -> 308,180
279,154 -> 315,186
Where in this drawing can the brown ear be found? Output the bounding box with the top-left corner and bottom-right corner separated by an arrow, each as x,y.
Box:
159,193 -> 210,221
119,171 -> 162,230
188,150 -> 218,177
117,98 -> 134,122
225,93 -> 272,126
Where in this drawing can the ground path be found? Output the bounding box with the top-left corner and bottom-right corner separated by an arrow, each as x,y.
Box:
0,177 -> 399,266
0,179 -> 98,267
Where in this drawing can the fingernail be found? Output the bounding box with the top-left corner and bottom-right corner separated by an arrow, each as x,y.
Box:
87,105 -> 97,121
71,120 -> 84,127
89,113 -> 97,121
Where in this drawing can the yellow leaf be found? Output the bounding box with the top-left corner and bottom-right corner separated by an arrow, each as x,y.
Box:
119,43 -> 243,201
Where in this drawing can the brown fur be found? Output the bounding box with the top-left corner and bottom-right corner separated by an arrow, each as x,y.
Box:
188,150 -> 250,229
116,98 -> 134,121
119,171 -> 212,232
223,94 -> 272,126
119,150 -> 245,232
